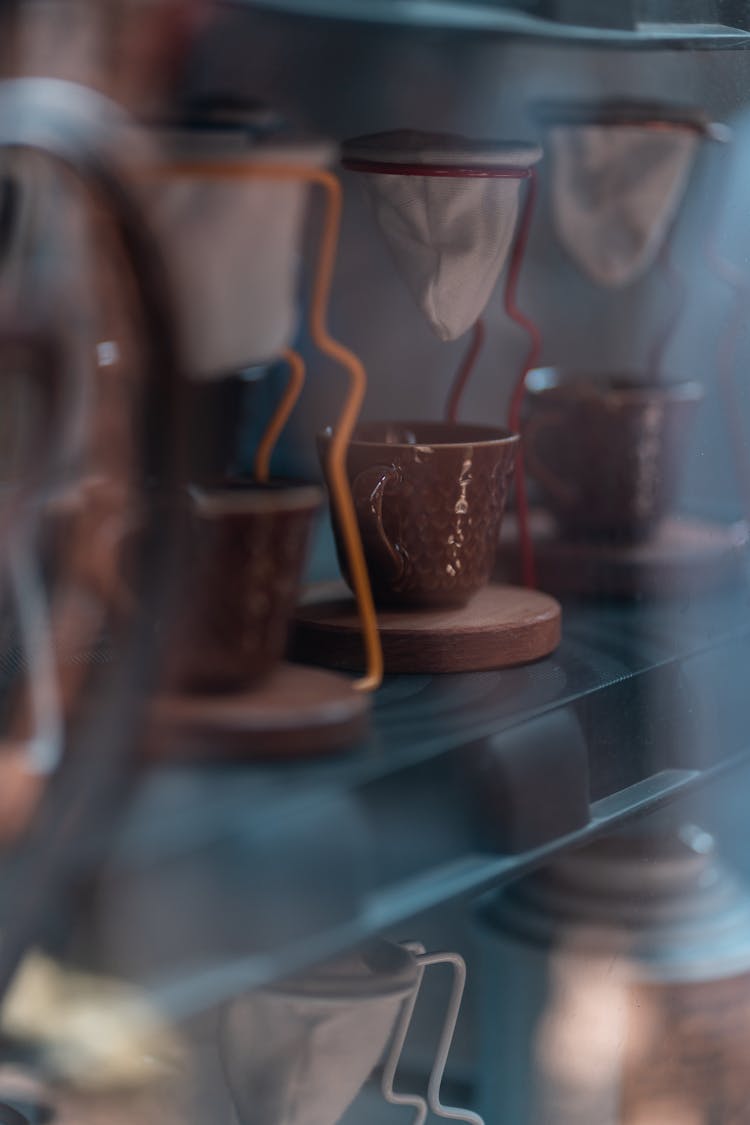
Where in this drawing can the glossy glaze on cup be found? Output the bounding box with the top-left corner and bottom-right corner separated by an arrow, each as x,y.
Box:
320,421 -> 518,608
523,370 -> 703,542
168,482 -> 321,693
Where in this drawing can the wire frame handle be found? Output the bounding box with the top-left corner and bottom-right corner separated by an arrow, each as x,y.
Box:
381,942 -> 484,1125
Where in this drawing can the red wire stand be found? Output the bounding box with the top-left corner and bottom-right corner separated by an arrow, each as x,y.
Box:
342,158 -> 541,588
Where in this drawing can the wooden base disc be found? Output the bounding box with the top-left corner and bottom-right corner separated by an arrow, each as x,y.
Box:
148,662 -> 369,761
497,512 -> 749,598
294,583 -> 561,675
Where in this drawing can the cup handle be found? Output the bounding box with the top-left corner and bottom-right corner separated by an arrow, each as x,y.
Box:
351,464 -> 405,587
381,943 -> 485,1125
523,410 -> 578,509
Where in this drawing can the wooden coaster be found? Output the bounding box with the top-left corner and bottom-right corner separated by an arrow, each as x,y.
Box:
148,662 -> 369,761
497,512 -> 749,598
294,584 -> 561,675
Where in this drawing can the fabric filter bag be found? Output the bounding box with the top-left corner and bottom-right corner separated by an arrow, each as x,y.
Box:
536,101 -> 721,288
152,130 -> 335,379
343,130 -> 543,341
220,943 -> 419,1125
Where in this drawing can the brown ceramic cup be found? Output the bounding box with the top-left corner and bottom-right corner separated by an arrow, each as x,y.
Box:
319,421 -> 519,608
167,481 -> 322,693
523,369 -> 703,542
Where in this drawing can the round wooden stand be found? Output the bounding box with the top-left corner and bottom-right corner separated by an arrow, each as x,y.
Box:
148,662 -> 369,761
294,583 -> 561,675
497,512 -> 749,598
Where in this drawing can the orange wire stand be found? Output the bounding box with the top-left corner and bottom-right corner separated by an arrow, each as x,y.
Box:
254,346 -> 306,484
157,162 -> 383,693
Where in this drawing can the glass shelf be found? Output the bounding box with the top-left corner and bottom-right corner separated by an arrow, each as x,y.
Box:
59,567 -> 750,1020
237,0 -> 750,49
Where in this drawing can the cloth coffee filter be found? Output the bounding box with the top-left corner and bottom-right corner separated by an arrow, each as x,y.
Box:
536,102 -> 720,288
152,131 -> 335,379
343,131 -> 542,342
220,943 -> 419,1125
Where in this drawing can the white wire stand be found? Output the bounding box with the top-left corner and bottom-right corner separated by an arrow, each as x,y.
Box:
381,943 -> 484,1125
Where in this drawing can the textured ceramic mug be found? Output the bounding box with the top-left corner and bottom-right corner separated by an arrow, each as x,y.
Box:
523,369 -> 703,542
319,421 -> 518,608
167,481 -> 321,693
